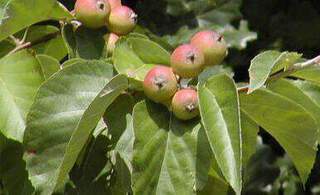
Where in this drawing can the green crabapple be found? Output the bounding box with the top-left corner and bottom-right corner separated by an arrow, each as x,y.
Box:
172,88 -> 199,120
143,65 -> 178,103
170,44 -> 205,78
107,5 -> 137,35
75,0 -> 111,29
190,30 -> 228,66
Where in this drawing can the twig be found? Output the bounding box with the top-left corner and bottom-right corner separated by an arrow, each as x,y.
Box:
237,55 -> 320,92
7,42 -> 31,55
7,31 -> 60,56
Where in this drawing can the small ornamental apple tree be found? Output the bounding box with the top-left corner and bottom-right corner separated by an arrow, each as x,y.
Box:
0,0 -> 320,194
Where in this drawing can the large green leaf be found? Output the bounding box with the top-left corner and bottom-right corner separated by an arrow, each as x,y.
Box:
23,61 -> 128,194
268,79 -> 320,128
0,133 -> 33,195
0,0 -> 72,42
132,101 -> 211,195
0,50 -> 45,141
248,51 -> 301,93
198,74 -> 242,194
240,89 -> 318,183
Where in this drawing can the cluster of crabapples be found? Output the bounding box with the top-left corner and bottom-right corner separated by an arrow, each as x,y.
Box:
143,30 -> 228,120
74,0 -> 137,55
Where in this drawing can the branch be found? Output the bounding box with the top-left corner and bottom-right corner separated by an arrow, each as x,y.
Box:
7,31 -> 60,56
237,55 -> 320,92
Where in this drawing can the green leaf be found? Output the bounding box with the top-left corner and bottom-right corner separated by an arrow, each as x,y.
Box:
240,111 -> 258,167
196,0 -> 242,26
198,74 -> 242,194
198,168 -> 229,195
132,101 -> 211,195
0,0 -> 72,42
127,37 -> 170,65
0,50 -> 45,141
67,132 -> 113,195
62,58 -> 85,68
291,66 -> 320,84
198,65 -> 234,84
268,79 -> 320,128
104,94 -> 135,146
62,26 -> 106,59
248,51 -> 301,93
33,35 -> 67,61
36,54 -> 60,79
23,60 -> 128,194
113,35 -> 171,87
0,133 -> 34,195
112,115 -> 134,194
15,25 -> 67,60
240,89 -> 318,183
0,39 -> 14,58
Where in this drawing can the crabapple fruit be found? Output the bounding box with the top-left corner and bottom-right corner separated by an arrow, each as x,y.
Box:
107,5 -> 137,35
172,88 -> 199,120
170,44 -> 205,78
75,0 -> 111,28
190,30 -> 228,66
143,65 -> 178,103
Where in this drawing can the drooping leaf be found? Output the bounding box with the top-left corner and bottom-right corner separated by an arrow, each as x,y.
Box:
132,101 -> 211,195
0,0 -> 72,42
240,89 -> 318,183
198,74 -> 242,194
0,50 -> 45,141
36,54 -> 60,79
248,50 -> 301,93
0,133 -> 34,195
23,60 -> 128,195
